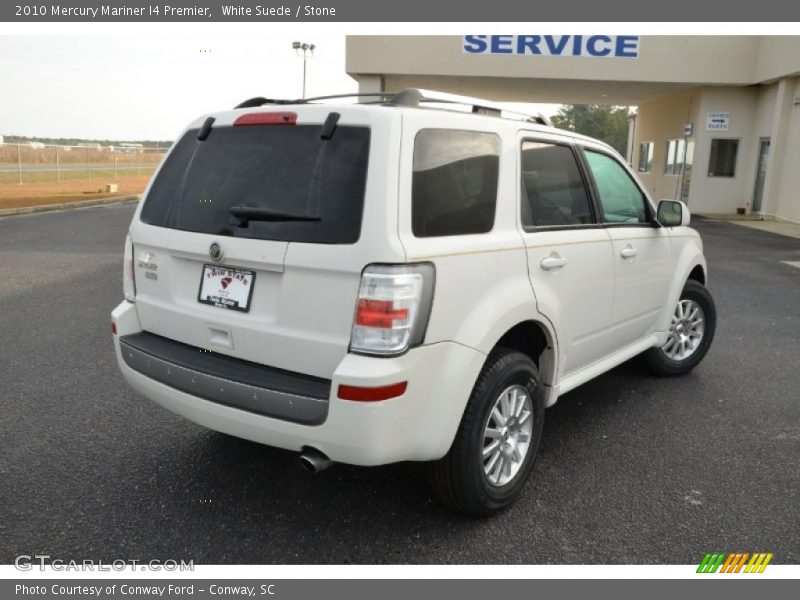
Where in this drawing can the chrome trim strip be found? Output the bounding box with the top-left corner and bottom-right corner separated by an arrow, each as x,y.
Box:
120,340 -> 329,425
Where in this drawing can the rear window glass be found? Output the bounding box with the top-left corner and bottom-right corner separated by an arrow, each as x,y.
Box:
140,122 -> 370,244
412,129 -> 500,237
520,141 -> 594,227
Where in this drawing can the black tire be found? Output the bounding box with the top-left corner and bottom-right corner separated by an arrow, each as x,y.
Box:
643,279 -> 716,376
428,348 -> 545,517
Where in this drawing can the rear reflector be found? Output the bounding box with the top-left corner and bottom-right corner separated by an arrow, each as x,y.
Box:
234,112 -> 297,126
337,382 -> 408,402
111,322 -> 117,335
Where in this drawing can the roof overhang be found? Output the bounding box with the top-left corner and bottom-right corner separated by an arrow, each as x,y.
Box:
346,36 -> 800,106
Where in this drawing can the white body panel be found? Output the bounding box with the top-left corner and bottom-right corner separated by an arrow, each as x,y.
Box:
605,225 -> 675,343
523,228 -> 616,376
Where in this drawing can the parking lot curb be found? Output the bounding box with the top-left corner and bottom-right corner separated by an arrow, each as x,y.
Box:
0,195 -> 141,217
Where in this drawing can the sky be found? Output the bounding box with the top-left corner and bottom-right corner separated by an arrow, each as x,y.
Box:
0,35 -> 561,142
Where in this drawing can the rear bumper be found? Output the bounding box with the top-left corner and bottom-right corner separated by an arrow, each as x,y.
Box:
112,301 -> 486,466
119,331 -> 331,425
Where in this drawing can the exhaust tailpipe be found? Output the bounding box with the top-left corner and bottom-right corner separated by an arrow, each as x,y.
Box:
299,447 -> 333,473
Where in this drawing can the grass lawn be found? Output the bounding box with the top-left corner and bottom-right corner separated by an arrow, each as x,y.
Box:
0,175 -> 152,210
0,166 -> 157,185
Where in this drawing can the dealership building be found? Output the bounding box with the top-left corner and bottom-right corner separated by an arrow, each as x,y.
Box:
346,36 -> 800,223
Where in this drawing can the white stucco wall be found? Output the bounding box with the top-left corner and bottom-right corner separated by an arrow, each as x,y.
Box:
687,87 -> 759,214
754,37 -> 800,83
753,84 -> 778,137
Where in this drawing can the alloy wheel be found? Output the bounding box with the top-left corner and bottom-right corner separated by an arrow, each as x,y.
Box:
662,299 -> 706,361
482,385 -> 534,487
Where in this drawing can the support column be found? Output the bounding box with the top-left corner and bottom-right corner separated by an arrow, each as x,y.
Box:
760,77 -> 794,219
356,75 -> 384,102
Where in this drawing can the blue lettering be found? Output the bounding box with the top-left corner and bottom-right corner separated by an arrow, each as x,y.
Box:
465,34 -> 641,58
572,35 -> 583,56
615,35 -> 639,58
463,35 -> 488,54
491,35 -> 514,54
516,35 -> 541,55
587,35 -> 612,57
543,35 -> 570,56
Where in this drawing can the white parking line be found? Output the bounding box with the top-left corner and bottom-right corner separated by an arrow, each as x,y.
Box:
781,260 -> 800,269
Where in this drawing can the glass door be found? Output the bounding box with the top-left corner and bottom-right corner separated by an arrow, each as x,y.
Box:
752,138 -> 770,213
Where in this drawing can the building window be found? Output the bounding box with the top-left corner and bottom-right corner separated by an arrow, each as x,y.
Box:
664,139 -> 686,175
637,142 -> 653,173
708,138 -> 739,177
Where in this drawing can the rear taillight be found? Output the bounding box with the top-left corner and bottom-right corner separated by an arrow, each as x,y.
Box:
123,234 -> 135,302
350,264 -> 435,356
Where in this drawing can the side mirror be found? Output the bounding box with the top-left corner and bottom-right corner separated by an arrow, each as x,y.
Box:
657,200 -> 691,227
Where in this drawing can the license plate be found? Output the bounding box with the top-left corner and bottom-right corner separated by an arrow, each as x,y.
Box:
198,265 -> 256,313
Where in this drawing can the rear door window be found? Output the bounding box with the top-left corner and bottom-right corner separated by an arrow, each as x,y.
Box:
520,141 -> 594,227
412,129 -> 500,237
140,122 -> 371,244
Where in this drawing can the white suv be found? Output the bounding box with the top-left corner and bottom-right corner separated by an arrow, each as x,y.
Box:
112,89 -> 716,516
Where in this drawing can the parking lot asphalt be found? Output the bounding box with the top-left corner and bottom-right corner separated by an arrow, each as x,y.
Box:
1,205 -> 798,565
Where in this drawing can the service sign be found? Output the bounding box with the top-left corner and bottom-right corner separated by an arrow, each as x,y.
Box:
463,35 -> 640,58
706,112 -> 730,131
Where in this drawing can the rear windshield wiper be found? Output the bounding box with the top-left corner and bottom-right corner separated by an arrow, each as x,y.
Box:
229,205 -> 321,227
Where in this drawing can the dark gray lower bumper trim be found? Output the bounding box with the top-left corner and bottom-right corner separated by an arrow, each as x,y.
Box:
119,338 -> 329,425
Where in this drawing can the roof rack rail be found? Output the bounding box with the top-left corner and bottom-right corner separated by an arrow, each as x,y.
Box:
233,88 -> 552,126
394,88 -> 553,126
234,93 -> 396,109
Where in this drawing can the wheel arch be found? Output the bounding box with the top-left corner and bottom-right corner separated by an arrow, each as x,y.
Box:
481,318 -> 559,406
656,252 -> 708,333
688,264 -> 706,286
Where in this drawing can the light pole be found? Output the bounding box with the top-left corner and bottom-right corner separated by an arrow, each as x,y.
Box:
292,41 -> 315,99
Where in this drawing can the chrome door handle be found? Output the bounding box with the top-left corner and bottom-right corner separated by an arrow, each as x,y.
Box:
620,246 -> 639,259
540,254 -> 568,270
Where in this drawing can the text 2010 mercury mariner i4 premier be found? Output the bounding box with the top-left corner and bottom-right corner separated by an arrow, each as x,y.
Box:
112,89 -> 716,515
